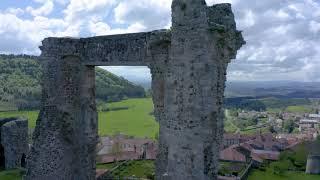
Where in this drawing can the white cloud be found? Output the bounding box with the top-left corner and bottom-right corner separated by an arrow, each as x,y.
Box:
225,0 -> 320,82
88,21 -> 111,36
114,0 -> 171,30
5,8 -> 24,16
64,0 -> 115,23
102,66 -> 151,84
0,0 -> 319,82
237,10 -> 255,29
26,0 -> 54,16
310,21 -> 320,33
206,0 -> 239,5
0,12 -> 75,54
33,0 -> 69,5
88,20 -> 146,36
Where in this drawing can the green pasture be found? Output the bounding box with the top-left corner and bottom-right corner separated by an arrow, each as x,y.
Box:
0,169 -> 23,180
0,110 -> 39,129
110,160 -> 155,178
98,98 -> 158,138
0,98 -> 158,139
286,105 -> 312,113
248,170 -> 320,180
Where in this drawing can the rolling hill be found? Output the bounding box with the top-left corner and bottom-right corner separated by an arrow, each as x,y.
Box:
0,54 -> 145,111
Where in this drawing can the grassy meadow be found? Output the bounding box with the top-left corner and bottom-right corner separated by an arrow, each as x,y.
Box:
110,160 -> 155,178
0,110 -> 39,129
248,171 -> 320,180
0,98 -> 158,139
0,170 -> 24,180
285,105 -> 312,113
98,98 -> 158,138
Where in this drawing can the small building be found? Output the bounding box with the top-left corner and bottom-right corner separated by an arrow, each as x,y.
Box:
223,134 -> 240,148
96,135 -> 157,164
0,117 -> 28,169
251,149 -> 280,161
223,134 -> 255,149
309,114 -> 320,120
219,146 -> 246,163
299,119 -> 319,131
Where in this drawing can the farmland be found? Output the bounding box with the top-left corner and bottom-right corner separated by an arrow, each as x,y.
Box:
0,98 -> 158,139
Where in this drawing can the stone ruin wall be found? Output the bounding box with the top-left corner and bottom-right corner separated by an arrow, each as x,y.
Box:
0,117 -> 28,169
26,0 -> 245,180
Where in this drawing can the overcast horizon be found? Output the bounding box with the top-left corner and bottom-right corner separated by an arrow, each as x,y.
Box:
0,0 -> 319,82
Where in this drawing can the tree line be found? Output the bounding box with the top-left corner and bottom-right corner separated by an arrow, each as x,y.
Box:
0,55 -> 146,111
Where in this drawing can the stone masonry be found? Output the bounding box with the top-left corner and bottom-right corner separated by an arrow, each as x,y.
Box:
0,117 -> 28,170
26,0 -> 245,180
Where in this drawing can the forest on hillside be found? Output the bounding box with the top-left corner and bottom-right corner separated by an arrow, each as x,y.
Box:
0,55 -> 146,111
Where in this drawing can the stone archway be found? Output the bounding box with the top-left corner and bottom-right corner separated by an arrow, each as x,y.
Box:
26,1 -> 245,180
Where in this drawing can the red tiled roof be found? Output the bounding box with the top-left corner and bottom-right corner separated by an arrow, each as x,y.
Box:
224,133 -> 241,139
218,176 -> 237,180
96,169 -> 109,179
240,142 -> 254,151
97,151 -> 140,164
251,150 -> 280,161
251,153 -> 263,163
220,146 -> 246,162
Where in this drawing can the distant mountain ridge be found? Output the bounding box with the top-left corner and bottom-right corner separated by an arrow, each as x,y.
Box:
225,81 -> 320,98
0,54 -> 145,111
133,79 -> 320,98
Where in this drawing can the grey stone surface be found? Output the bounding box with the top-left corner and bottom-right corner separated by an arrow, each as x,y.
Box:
0,117 -> 28,170
306,155 -> 320,174
26,0 -> 244,180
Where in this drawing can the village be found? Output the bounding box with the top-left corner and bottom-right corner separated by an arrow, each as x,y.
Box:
94,109 -> 320,179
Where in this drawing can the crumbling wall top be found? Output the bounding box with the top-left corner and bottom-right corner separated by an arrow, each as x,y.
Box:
40,30 -> 171,66
207,3 -> 246,60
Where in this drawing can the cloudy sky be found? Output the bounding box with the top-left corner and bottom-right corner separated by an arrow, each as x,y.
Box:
0,0 -> 319,82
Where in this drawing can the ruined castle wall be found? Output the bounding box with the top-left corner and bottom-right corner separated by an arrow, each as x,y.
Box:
26,1 -> 244,179
0,118 -> 28,169
26,55 -> 97,180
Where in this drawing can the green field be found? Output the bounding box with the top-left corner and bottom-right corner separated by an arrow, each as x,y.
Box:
219,161 -> 246,176
0,111 -> 39,129
0,160 -> 155,180
0,102 -> 17,112
249,170 -> 320,180
96,163 -> 117,170
98,98 -> 158,138
0,169 -> 23,180
224,110 -> 240,133
286,105 -> 312,113
110,160 -> 155,178
0,98 -> 159,139
224,120 -> 238,133
239,126 -> 269,135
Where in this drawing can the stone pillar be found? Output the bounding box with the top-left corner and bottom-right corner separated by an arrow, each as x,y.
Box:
158,1 -> 244,179
147,30 -> 171,179
26,54 -> 98,180
150,64 -> 168,179
0,117 -> 28,169
306,155 -> 320,174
